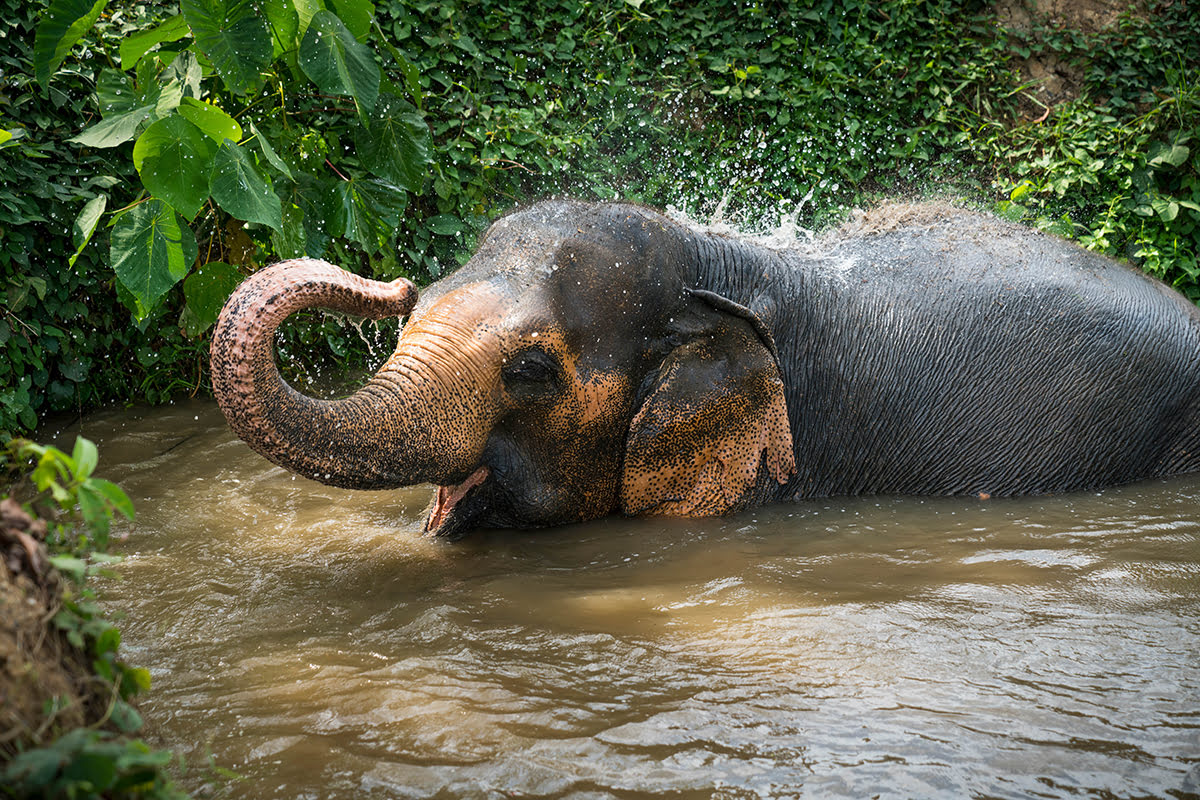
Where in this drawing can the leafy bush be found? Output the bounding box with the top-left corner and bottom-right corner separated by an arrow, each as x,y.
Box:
3,728 -> 185,800
1,0 -> 213,438
3,0 -> 1197,433
978,6 -> 1200,297
29,0 -> 435,320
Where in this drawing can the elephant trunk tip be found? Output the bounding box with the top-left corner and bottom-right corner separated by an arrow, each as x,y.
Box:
250,258 -> 420,321
387,277 -> 420,318
361,273 -> 420,319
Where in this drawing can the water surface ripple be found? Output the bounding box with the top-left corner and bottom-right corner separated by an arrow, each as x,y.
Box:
66,400 -> 1200,799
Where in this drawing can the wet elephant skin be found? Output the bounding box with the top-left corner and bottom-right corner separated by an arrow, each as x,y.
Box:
210,200 -> 1200,538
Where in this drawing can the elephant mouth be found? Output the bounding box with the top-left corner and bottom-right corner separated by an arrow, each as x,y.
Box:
424,466 -> 491,540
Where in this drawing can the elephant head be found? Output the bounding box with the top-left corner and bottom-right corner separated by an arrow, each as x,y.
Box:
211,201 -> 794,538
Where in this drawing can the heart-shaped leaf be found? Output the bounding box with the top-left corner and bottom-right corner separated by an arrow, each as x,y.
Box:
132,115 -> 216,220
298,10 -> 380,117
110,199 -> 198,320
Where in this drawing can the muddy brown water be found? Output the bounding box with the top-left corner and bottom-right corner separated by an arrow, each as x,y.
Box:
57,399 -> 1200,798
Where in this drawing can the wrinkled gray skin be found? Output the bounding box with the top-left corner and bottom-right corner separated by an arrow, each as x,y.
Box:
771,209 -> 1200,497
211,200 -> 1200,538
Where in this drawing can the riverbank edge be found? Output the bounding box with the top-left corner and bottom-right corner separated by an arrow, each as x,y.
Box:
0,438 -> 200,800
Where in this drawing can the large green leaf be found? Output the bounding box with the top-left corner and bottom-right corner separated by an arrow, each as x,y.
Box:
80,64 -> 183,144
96,68 -> 154,115
330,0 -> 375,40
178,97 -> 243,143
378,42 -> 422,108
356,92 -> 432,192
336,177 -> 406,254
183,260 -> 242,335
155,79 -> 185,117
248,122 -> 293,180
166,49 -> 204,98
261,0 -> 300,58
271,200 -> 308,259
132,115 -> 217,220
291,174 -> 337,257
293,0 -> 322,35
210,140 -> 283,231
33,0 -> 109,87
119,14 -> 190,70
110,200 -> 198,321
298,10 -> 380,116
181,0 -> 272,95
1148,140 -> 1191,169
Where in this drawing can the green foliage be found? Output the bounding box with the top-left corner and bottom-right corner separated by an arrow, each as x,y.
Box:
181,260 -> 241,335
298,9 -> 381,116
6,438 -> 144,713
3,729 -> 186,800
181,0 -> 272,96
43,0 -> 432,326
132,116 -> 218,221
3,0 -> 1198,432
1,437 -> 195,799
32,0 -> 108,88
110,199 -> 199,317
210,140 -> 284,231
975,4 -> 1200,299
15,438 -> 133,549
1,0 -> 213,438
371,0 -> 1028,253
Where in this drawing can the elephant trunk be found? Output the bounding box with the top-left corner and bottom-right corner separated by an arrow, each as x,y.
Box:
210,258 -> 423,489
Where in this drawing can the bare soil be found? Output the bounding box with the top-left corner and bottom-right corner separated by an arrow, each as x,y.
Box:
993,0 -> 1147,116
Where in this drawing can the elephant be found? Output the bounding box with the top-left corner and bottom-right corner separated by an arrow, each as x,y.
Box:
210,200 -> 1200,539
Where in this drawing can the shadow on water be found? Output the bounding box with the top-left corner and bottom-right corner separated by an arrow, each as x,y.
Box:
51,399 -> 1200,799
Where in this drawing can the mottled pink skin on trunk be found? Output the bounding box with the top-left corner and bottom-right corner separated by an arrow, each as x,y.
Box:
210,258 -> 418,488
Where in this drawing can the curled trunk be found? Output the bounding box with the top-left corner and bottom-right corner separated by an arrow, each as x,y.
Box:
210,258 -> 420,489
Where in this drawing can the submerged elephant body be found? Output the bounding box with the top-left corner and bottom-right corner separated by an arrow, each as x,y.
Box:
211,201 -> 1200,538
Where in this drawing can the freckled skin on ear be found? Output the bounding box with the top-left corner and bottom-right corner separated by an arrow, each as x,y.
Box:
621,318 -> 795,517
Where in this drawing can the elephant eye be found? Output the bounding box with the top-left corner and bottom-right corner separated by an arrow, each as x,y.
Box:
503,351 -> 558,386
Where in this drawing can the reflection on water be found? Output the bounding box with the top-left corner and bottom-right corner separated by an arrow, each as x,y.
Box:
56,399 -> 1200,799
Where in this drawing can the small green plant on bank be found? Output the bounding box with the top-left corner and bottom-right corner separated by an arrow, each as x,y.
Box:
3,728 -> 184,800
2,0 -> 1198,436
0,437 -> 209,799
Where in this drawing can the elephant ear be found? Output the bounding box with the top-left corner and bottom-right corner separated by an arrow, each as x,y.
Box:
620,313 -> 795,517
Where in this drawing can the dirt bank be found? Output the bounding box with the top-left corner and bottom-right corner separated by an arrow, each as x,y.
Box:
994,0 -> 1148,115
1,497 -> 103,760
